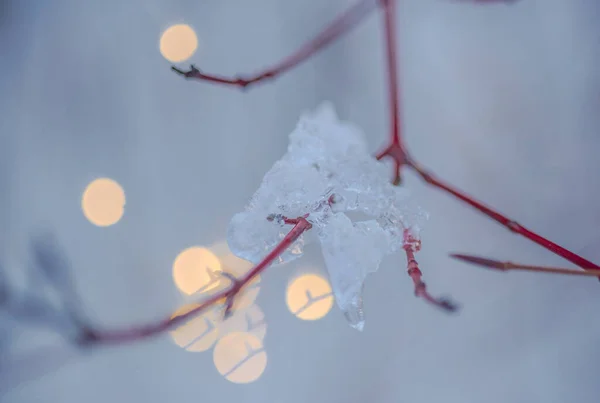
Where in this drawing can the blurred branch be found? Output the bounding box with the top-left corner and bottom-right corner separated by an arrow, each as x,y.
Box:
1,234 -> 89,342
0,343 -> 83,392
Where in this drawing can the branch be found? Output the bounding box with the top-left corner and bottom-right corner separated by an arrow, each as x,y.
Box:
403,231 -> 458,311
172,0 -> 379,89
407,160 -> 600,272
450,253 -> 600,277
81,216 -> 312,345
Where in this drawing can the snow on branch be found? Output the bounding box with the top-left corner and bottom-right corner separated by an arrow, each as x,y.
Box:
227,103 -> 453,330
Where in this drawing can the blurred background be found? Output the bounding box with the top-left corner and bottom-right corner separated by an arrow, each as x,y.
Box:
1,0 -> 600,402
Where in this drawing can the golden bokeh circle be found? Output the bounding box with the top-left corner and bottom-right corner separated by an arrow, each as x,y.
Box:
169,303 -> 218,352
286,274 -> 334,320
81,178 -> 125,227
213,332 -> 267,383
159,24 -> 198,63
172,247 -> 223,296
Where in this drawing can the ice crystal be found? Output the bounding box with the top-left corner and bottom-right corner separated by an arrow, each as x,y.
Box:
227,102 -> 427,330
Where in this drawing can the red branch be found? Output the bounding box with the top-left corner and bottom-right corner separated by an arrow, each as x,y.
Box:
406,161 -> 600,273
172,0 -> 379,89
80,216 -> 312,346
404,231 -> 457,311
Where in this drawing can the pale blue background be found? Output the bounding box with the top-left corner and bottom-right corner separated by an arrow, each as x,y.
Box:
1,1 -> 600,402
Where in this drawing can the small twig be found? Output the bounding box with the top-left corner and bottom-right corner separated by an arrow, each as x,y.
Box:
450,253 -> 600,277
171,0 -> 378,89
403,231 -> 458,312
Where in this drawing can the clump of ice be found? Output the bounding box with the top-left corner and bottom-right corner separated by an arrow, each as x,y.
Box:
227,102 -> 427,330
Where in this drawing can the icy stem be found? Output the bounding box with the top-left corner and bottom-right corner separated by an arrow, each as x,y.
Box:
227,102 -> 427,329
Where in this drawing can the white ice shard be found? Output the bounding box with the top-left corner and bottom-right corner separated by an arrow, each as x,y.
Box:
227,102 -> 427,330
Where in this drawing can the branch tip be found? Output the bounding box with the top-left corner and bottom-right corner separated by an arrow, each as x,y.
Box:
437,298 -> 460,313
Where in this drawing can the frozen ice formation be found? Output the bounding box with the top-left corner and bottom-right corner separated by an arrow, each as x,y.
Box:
227,102 -> 427,330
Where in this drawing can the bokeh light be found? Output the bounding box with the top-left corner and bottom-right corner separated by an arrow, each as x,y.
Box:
159,24 -> 198,63
213,332 -> 267,383
172,247 -> 223,296
81,178 -> 125,227
286,273 -> 334,320
169,303 -> 219,352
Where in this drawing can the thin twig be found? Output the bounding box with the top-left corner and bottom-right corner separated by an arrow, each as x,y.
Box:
81,216 -> 312,345
403,231 -> 458,311
450,253 -> 600,277
407,160 -> 600,272
171,0 -> 379,89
